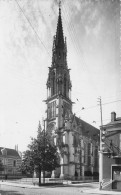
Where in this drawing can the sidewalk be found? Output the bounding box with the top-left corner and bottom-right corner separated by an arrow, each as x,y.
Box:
0,181 -> 40,189
82,188 -> 121,195
0,181 -> 121,194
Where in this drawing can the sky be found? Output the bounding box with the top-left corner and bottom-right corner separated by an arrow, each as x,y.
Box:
0,0 -> 120,152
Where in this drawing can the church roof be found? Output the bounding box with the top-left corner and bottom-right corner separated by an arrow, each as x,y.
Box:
75,116 -> 100,140
0,147 -> 21,158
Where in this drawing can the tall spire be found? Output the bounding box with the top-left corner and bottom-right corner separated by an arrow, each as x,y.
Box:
55,0 -> 64,48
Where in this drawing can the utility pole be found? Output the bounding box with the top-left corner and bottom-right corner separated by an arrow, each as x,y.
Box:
42,118 -> 46,184
98,96 -> 103,190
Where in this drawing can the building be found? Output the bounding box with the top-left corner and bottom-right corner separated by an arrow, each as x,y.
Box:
100,112 -> 121,190
0,147 -> 22,178
45,4 -> 99,179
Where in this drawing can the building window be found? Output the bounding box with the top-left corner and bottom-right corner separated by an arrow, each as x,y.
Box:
95,146 -> 98,157
84,142 -> 87,164
13,160 -> 16,167
48,101 -> 56,119
88,143 -> 91,155
80,138 -> 84,148
63,135 -> 65,144
73,134 -> 78,147
87,143 -> 91,166
120,134 -> 121,150
54,137 -> 56,145
94,146 -> 98,167
80,165 -> 82,176
59,52 -> 61,59
88,156 -> 91,166
80,150 -> 82,163
52,72 -> 55,96
64,75 -> 66,97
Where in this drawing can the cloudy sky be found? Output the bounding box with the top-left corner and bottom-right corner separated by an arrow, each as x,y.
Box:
0,0 -> 120,152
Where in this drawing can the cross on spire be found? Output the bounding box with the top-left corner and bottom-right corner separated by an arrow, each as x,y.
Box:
59,0 -> 61,9
59,0 -> 61,15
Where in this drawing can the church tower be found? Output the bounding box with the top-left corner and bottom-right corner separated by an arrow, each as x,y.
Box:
46,2 -> 73,178
46,4 -> 72,133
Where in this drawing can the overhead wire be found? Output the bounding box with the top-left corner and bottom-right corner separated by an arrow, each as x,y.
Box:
74,99 -> 121,124
76,99 -> 121,112
102,99 -> 121,106
62,1 -> 85,71
14,0 -> 51,59
14,0 -> 120,105
54,1 -> 121,126
61,1 -> 100,98
11,0 -> 53,89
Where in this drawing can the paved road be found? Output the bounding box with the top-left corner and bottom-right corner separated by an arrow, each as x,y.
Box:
0,182 -> 97,195
0,182 -> 120,195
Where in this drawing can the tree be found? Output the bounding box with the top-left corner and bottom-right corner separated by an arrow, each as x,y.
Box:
0,160 -> 4,171
20,150 -> 34,176
20,124 -> 60,186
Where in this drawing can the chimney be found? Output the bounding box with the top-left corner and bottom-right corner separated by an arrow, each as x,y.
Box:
111,112 -> 116,122
15,145 -> 18,152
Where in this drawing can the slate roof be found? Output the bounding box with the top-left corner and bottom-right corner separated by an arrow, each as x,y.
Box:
0,147 -> 21,158
75,116 -> 100,140
116,117 -> 121,121
105,117 -> 121,126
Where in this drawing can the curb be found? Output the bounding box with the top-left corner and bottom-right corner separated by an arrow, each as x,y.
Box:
82,188 -> 121,195
0,181 -> 66,189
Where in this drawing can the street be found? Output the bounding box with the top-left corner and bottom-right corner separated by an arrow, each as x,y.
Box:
0,182 -> 101,195
2,181 -> 120,195
0,181 -> 121,195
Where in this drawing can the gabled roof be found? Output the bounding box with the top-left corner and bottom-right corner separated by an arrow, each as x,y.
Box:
0,147 -> 21,158
75,116 -> 100,140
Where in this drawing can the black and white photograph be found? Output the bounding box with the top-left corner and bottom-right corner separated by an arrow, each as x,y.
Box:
0,0 -> 121,194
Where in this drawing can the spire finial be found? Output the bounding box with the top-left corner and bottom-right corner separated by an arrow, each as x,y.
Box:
59,0 -> 61,13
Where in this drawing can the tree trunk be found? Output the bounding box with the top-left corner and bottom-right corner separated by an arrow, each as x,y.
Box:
43,170 -> 45,184
39,170 -> 41,186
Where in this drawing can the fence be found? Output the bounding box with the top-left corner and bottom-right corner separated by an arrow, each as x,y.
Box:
0,174 -> 24,180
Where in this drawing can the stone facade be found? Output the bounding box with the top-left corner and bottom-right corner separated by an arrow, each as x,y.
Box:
45,5 -> 99,179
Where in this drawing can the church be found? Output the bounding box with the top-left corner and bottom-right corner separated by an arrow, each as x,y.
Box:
44,3 -> 100,179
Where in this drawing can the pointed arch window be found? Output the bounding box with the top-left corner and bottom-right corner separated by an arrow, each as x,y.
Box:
48,101 -> 56,120
59,52 -> 61,59
84,142 -> 87,165
88,143 -> 91,166
94,146 -> 98,167
64,74 -> 66,97
52,72 -> 56,96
